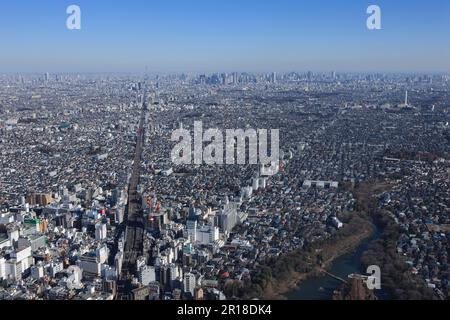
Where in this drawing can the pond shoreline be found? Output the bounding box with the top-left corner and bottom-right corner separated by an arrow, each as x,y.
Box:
263,218 -> 375,300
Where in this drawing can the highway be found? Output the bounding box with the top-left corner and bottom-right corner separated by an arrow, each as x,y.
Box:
116,92 -> 147,299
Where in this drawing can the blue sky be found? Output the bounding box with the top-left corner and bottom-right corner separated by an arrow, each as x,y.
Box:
0,0 -> 449,73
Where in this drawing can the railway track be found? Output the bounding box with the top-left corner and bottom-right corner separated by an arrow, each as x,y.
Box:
116,91 -> 148,300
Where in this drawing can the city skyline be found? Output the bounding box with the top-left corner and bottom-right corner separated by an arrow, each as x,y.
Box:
0,0 -> 449,73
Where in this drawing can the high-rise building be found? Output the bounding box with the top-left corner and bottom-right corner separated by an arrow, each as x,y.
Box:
271,72 -> 277,84
95,223 -> 107,241
186,220 -> 197,242
215,200 -> 238,234
78,253 -> 101,276
183,273 -> 196,296
7,246 -> 34,281
138,265 -> 156,286
0,257 -> 5,280
232,72 -> 238,85
196,226 -> 220,244
96,245 -> 108,264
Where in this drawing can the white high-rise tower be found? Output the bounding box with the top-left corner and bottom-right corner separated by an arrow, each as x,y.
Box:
405,90 -> 408,106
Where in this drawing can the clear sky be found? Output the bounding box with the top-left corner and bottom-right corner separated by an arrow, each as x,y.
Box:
0,0 -> 449,73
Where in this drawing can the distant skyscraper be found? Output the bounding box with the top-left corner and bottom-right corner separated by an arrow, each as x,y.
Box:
405,90 -> 408,106
232,72 -> 238,85
221,73 -> 227,85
